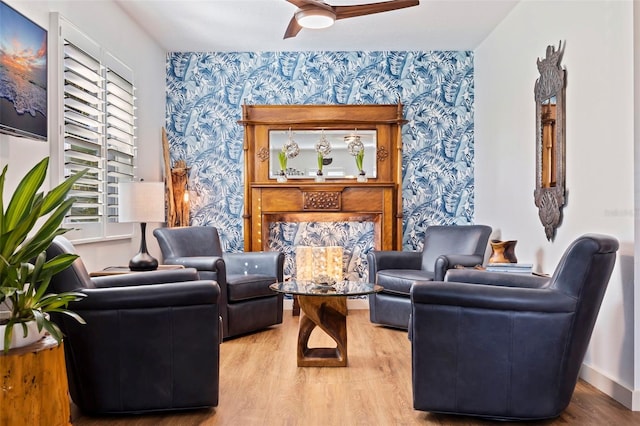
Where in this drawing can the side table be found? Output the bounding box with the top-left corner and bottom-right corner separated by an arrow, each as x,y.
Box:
0,335 -> 71,425
90,264 -> 185,277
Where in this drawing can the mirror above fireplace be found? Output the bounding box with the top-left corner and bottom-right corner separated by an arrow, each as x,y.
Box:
268,129 -> 377,179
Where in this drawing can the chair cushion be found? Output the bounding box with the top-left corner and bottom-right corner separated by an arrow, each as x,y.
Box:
377,269 -> 435,296
227,274 -> 277,302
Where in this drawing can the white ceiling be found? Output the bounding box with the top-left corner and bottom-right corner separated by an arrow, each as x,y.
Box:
113,0 -> 519,52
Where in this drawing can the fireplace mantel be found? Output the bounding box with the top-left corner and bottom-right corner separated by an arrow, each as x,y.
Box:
240,104 -> 405,252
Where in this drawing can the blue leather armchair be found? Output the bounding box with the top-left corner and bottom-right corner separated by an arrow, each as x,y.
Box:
153,226 -> 284,339
46,236 -> 220,415
410,234 -> 619,420
367,224 -> 492,329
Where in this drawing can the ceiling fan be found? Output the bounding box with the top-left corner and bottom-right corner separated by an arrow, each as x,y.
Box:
284,0 -> 420,39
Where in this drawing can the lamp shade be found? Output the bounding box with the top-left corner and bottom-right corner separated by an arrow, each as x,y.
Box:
296,246 -> 343,283
118,181 -> 165,223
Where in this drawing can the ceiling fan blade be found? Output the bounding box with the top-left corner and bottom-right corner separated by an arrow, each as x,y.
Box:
287,0 -> 333,10
284,16 -> 303,39
286,0 -> 311,7
335,0 -> 419,20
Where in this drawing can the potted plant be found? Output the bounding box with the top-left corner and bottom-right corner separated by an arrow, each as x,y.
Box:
0,157 -> 87,353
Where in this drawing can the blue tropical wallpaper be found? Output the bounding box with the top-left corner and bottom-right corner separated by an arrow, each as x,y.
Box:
165,51 -> 474,281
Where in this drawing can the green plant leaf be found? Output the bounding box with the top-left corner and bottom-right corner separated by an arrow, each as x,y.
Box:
4,158 -> 48,232
40,168 -> 86,216
0,165 -> 7,238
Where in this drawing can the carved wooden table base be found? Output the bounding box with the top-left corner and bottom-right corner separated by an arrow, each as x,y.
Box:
297,295 -> 348,367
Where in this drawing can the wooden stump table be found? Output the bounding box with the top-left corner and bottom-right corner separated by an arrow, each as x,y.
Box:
0,335 -> 70,426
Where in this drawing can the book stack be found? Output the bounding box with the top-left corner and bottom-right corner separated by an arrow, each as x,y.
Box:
485,263 -> 533,274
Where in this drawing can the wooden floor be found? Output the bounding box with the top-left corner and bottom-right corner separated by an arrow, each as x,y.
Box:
71,310 -> 639,425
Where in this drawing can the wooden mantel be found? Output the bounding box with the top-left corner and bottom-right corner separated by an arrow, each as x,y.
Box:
240,104 -> 406,252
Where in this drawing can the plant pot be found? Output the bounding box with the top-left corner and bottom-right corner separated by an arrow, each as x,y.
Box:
0,320 -> 46,352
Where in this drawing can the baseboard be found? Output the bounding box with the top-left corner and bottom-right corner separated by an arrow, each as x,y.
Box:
283,298 -> 369,311
580,363 -> 637,410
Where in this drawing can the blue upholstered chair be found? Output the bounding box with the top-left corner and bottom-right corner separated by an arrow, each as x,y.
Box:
411,234 -> 619,420
154,226 -> 284,339
367,224 -> 492,329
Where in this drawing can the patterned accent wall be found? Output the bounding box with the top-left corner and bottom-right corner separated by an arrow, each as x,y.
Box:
165,51 -> 474,279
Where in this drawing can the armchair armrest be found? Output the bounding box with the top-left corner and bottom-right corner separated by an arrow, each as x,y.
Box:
412,281 -> 576,313
91,268 -> 201,288
164,256 -> 225,272
434,254 -> 485,281
71,281 -> 220,310
223,251 -> 284,281
444,269 -> 550,289
367,251 -> 422,278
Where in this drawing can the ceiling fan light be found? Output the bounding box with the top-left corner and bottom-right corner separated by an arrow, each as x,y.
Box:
295,8 -> 336,29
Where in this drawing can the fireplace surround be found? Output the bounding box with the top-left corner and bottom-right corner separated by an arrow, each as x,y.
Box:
240,103 -> 406,256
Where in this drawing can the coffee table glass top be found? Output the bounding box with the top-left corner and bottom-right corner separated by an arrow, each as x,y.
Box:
270,280 -> 382,297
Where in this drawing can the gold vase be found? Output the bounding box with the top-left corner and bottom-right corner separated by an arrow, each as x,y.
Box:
489,240 -> 518,264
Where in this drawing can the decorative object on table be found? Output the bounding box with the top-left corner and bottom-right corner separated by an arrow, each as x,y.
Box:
0,157 -> 87,353
534,41 -> 566,241
296,246 -> 344,284
118,181 -> 166,271
488,239 -> 518,263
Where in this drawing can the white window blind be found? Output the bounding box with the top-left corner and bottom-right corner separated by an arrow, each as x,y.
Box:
105,68 -> 136,223
52,14 -> 136,242
63,41 -> 104,224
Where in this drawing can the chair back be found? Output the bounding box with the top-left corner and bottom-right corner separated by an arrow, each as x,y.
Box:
546,234 -> 618,405
420,225 -> 492,272
154,226 -> 224,258
45,236 -> 95,292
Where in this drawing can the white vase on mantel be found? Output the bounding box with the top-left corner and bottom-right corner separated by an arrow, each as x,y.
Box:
0,320 -> 46,352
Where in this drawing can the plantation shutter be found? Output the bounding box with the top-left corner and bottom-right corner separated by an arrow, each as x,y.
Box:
63,41 -> 104,224
105,68 -> 136,223
54,14 -> 137,241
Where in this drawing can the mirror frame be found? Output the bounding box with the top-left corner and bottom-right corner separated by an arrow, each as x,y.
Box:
534,41 -> 566,241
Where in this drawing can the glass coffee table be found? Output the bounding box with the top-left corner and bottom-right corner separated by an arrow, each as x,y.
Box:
270,280 -> 382,367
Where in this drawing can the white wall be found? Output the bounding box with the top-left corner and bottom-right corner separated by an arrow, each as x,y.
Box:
0,1 -> 166,272
475,0 -> 636,407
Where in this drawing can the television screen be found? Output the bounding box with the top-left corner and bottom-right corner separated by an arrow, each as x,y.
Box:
0,1 -> 47,141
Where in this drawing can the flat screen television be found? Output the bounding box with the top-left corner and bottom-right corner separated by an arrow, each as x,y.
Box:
0,1 -> 47,141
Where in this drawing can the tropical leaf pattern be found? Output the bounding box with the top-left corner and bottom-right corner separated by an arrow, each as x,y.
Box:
166,51 -> 474,278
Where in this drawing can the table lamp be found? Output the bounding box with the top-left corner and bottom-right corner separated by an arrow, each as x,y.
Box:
118,181 -> 165,271
296,246 -> 344,283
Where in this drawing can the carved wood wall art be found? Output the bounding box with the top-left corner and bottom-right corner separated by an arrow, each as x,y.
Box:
303,191 -> 341,210
534,41 -> 566,241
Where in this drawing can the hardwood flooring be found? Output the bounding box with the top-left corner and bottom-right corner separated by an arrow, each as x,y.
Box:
71,310 -> 639,425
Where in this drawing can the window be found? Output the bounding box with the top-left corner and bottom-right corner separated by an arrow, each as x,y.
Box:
51,14 -> 136,242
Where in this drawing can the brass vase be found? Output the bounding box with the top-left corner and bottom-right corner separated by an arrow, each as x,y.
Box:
489,240 -> 518,264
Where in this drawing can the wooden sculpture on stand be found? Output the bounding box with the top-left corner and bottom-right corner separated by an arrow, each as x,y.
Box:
162,128 -> 190,227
